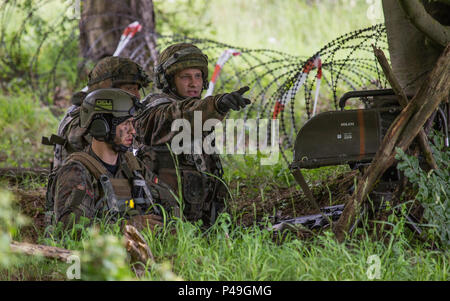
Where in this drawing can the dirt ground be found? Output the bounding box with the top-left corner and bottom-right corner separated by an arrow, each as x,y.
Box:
227,170 -> 358,227
10,186 -> 47,243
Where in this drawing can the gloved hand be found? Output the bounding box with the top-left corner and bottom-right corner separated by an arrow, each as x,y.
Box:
216,86 -> 251,113
126,214 -> 163,232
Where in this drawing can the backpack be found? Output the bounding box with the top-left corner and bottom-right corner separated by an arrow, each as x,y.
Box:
42,91 -> 90,170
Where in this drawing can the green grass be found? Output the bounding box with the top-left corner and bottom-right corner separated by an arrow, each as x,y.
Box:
0,92 -> 58,168
1,170 -> 448,281
1,207 -> 448,281
156,0 -> 380,56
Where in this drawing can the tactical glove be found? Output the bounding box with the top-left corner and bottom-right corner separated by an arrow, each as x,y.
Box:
216,86 -> 251,114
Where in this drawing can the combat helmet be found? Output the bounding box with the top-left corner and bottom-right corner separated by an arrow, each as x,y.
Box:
154,43 -> 209,93
80,88 -> 142,152
87,57 -> 151,93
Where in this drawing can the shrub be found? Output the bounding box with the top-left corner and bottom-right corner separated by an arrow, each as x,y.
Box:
395,131 -> 449,247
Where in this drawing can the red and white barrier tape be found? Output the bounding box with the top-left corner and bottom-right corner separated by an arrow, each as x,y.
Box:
204,49 -> 241,97
312,55 -> 322,116
113,21 -> 142,56
272,55 -> 322,119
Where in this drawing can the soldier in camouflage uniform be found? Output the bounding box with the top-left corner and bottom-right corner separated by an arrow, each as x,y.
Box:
134,43 -> 251,227
49,88 -> 177,230
45,56 -> 150,169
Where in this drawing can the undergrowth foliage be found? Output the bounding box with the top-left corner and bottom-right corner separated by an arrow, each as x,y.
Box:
80,227 -> 133,281
0,188 -> 28,268
395,131 -> 450,247
0,93 -> 58,168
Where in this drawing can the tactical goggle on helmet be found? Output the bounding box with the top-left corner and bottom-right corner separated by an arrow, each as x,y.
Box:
80,88 -> 141,142
154,45 -> 209,92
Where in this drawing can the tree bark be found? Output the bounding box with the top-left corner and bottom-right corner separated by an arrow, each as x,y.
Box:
399,0 -> 450,47
79,0 -> 158,65
382,0 -> 442,96
9,240 -> 74,262
9,225 -> 152,277
333,44 -> 450,242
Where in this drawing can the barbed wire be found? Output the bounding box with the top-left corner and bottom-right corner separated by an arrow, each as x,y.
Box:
0,0 -> 389,164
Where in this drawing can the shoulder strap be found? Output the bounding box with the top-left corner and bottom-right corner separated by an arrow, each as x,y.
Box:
66,152 -> 108,180
124,152 -> 142,173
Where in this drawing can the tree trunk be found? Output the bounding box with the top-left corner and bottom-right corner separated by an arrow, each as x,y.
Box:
382,0 -> 444,96
79,0 -> 158,65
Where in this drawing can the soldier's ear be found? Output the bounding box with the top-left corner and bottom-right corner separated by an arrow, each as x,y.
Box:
89,116 -> 110,141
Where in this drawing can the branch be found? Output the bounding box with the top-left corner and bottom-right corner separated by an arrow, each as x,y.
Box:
333,44 -> 450,242
399,0 -> 450,47
9,240 -> 74,262
0,167 -> 49,180
372,45 -> 438,170
430,0 -> 450,7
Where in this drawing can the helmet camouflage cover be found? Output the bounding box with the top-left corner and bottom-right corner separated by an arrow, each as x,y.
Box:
87,56 -> 151,92
155,43 -> 209,92
80,88 -> 140,129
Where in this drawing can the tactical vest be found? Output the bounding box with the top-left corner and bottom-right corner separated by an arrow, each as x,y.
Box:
136,94 -> 226,225
45,151 -> 178,226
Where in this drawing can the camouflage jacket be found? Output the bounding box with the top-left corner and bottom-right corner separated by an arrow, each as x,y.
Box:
52,147 -> 176,228
134,91 -> 228,226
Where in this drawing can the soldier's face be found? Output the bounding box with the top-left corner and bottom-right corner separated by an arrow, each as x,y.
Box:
114,117 -> 136,147
173,68 -> 203,98
117,84 -> 140,99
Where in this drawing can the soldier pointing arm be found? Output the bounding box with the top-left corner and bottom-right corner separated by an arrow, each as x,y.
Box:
134,43 -> 251,227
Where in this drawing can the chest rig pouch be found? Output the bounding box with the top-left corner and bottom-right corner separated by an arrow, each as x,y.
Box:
137,141 -> 224,223
136,94 -> 226,224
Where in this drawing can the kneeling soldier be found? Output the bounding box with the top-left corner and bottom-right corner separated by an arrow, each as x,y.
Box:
47,88 -> 177,230
135,43 -> 251,227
